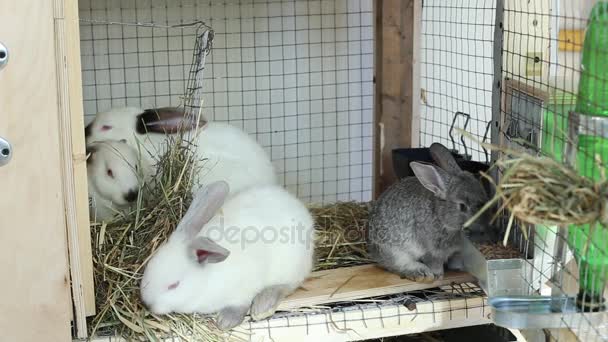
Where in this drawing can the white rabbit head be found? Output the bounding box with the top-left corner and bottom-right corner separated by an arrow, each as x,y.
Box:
139,181 -> 231,314
87,139 -> 142,208
85,106 -> 206,143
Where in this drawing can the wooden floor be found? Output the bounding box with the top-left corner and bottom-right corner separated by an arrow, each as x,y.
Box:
85,264 -> 484,342
279,264 -> 476,310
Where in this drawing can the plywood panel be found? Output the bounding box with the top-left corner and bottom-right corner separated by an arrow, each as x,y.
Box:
278,264 -> 475,310
0,0 -> 73,341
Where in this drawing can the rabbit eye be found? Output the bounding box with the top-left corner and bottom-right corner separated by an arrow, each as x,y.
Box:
458,203 -> 468,212
107,169 -> 114,178
167,281 -> 180,290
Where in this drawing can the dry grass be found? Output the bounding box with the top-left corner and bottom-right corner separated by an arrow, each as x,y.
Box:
310,201 -> 372,271
89,133 -> 231,341
89,134 -> 372,340
487,154 -> 606,227
462,132 -> 608,246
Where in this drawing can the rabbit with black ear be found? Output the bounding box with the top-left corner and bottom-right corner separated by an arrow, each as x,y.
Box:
140,180 -> 315,330
87,139 -> 150,221
366,142 -> 492,282
84,107 -> 277,196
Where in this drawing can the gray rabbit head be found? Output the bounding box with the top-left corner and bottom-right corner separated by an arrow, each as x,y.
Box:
410,143 -> 491,233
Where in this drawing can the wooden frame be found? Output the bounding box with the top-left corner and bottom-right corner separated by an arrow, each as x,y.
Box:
54,0 -> 96,337
373,0 -> 422,198
0,0 -> 88,340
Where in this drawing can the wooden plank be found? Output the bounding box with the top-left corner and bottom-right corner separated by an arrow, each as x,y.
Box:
87,295 -> 490,342
373,0 -> 422,198
241,295 -> 489,342
513,329 -> 546,342
558,29 -> 584,52
278,264 -> 475,310
65,0 -> 96,318
53,0 -> 96,337
0,0 -> 73,341
547,328 -> 581,342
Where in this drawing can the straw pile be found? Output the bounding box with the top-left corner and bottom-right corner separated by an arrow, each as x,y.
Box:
463,136 -> 608,247
89,135 -> 228,341
310,201 -> 371,270
488,154 -> 608,227
89,135 -> 372,340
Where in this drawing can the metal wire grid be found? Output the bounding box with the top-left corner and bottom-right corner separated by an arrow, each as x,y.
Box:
497,0 -> 608,340
420,0 -> 606,339
238,283 -> 486,337
90,283 -> 487,341
78,0 -> 374,204
420,0 -> 497,162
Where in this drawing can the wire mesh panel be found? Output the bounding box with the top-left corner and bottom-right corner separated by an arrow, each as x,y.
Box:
79,0 -> 374,203
499,1 -> 608,340
420,0 -> 497,162
420,0 -> 607,340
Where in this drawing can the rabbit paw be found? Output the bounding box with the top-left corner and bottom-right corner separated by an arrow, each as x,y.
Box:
216,306 -> 248,330
250,285 -> 289,321
400,268 -> 442,283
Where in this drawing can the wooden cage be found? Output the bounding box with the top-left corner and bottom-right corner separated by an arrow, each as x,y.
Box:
2,0 -> 599,341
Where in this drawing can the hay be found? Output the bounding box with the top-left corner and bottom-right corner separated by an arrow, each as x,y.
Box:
467,152 -> 608,229
89,134 -> 228,341
459,129 -> 608,247
89,136 -> 372,340
493,154 -> 607,227
310,201 -> 371,271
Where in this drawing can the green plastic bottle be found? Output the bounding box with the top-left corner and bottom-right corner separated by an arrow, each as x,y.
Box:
568,1 -> 608,312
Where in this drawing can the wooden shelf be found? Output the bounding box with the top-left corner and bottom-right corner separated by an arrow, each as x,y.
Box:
84,265 -> 482,342
238,295 -> 489,342
279,264 -> 476,310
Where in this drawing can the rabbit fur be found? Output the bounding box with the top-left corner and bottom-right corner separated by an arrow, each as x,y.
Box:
86,139 -> 150,221
139,180 -> 315,330
84,106 -> 277,220
367,142 -> 492,282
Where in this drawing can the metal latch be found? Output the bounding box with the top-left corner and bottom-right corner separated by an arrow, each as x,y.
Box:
0,41 -> 8,70
0,136 -> 12,167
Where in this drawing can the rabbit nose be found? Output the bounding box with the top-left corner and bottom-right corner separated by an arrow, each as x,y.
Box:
124,189 -> 138,203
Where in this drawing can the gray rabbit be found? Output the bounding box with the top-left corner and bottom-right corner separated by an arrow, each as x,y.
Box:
367,143 -> 492,282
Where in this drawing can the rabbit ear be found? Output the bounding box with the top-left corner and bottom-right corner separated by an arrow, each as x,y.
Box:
411,162 -> 450,199
429,143 -> 461,173
136,107 -> 206,134
189,237 -> 230,264
176,181 -> 230,239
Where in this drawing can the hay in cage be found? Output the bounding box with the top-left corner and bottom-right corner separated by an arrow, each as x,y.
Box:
309,201 -> 372,271
89,134 -> 228,341
89,134 -> 373,340
464,136 -> 608,247
492,154 -> 608,227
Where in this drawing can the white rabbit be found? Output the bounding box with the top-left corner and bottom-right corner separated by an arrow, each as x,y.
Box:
86,139 -> 151,221
139,180 -> 315,330
84,107 -> 277,196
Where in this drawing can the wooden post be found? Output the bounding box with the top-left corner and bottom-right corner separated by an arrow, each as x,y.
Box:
373,0 -> 422,198
53,0 -> 95,337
